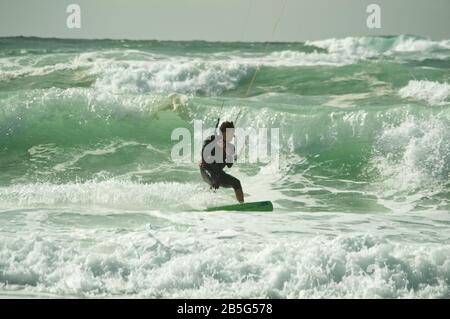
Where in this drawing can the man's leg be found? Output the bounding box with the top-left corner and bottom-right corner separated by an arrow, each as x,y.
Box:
219,172 -> 244,203
200,168 -> 214,188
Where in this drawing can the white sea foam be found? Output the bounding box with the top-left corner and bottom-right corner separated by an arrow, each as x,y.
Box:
308,35 -> 450,58
0,180 -> 213,211
0,227 -> 449,298
392,37 -> 450,52
307,37 -> 384,58
263,50 -> 356,66
399,80 -> 450,105
2,36 -> 449,95
88,49 -> 361,95
91,58 -> 250,95
0,46 -> 369,95
0,53 -> 93,80
370,112 -> 450,212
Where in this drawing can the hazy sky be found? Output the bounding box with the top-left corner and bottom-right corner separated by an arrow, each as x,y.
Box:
1,0 -> 449,41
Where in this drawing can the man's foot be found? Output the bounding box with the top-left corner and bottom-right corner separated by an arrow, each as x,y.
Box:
235,188 -> 244,203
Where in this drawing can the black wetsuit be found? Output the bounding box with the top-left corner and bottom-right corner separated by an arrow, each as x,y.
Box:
200,135 -> 241,191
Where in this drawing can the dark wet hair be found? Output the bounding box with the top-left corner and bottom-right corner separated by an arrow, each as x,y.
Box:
219,121 -> 235,134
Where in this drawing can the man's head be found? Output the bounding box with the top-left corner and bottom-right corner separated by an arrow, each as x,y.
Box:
219,121 -> 235,141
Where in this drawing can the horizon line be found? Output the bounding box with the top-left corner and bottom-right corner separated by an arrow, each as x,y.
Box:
0,33 -> 432,44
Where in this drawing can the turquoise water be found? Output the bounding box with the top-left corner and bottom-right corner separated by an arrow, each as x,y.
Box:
0,35 -> 450,298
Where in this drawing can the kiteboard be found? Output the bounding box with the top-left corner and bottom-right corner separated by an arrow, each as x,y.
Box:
206,201 -> 273,212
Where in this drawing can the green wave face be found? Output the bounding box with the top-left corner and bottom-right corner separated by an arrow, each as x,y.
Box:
0,36 -> 450,213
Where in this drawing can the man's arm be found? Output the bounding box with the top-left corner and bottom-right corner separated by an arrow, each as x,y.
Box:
225,142 -> 235,168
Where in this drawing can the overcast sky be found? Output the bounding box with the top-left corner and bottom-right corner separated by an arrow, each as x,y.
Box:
1,0 -> 449,41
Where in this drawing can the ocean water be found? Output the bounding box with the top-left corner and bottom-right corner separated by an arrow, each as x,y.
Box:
0,35 -> 450,298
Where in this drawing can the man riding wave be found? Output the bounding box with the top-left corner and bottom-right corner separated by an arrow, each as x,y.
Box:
198,121 -> 244,203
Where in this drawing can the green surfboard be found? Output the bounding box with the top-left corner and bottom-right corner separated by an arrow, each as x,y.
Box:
206,201 -> 273,212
